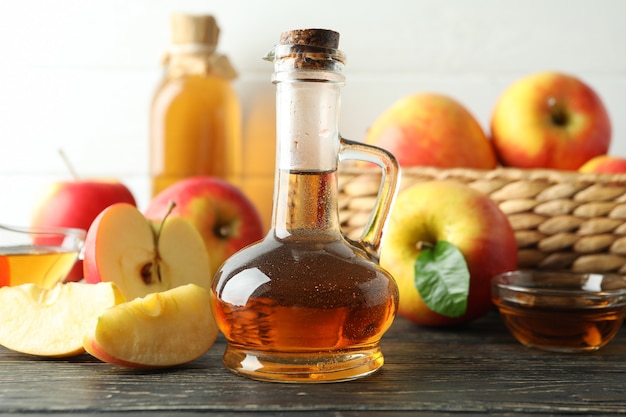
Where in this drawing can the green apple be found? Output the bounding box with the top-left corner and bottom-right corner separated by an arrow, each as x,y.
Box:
83,283 -> 218,368
83,203 -> 211,300
380,180 -> 518,327
490,71 -> 611,170
145,176 -> 265,276
0,282 -> 125,357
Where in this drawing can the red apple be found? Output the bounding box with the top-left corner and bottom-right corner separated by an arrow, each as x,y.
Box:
0,282 -> 125,357
579,155 -> 626,174
0,257 -> 9,287
144,176 -> 264,276
364,93 -> 497,169
83,283 -> 218,368
83,203 -> 211,300
490,71 -> 611,170
31,179 -> 136,281
379,180 -> 518,327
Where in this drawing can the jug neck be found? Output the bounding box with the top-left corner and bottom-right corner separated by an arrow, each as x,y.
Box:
275,74 -> 344,173
266,32 -> 346,239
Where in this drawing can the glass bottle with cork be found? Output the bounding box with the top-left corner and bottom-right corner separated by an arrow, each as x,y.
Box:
149,14 -> 241,197
211,28 -> 400,383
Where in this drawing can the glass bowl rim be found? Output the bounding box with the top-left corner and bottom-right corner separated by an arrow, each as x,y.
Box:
0,223 -> 86,239
492,270 -> 626,299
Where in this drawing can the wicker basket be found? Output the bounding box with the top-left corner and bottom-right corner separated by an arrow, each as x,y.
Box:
338,164 -> 626,274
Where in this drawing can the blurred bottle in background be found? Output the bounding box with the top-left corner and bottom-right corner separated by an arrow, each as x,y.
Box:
149,13 -> 241,197
239,91 -> 276,232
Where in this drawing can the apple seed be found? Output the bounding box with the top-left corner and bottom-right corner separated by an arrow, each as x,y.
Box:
140,263 -> 155,285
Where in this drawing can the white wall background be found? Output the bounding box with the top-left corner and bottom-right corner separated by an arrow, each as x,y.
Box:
0,0 -> 624,227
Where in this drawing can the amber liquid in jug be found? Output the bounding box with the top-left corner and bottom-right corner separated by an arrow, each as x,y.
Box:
211,29 -> 400,383
149,14 -> 242,196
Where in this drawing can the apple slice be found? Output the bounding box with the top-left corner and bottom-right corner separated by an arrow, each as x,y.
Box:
83,203 -> 211,300
83,283 -> 218,368
0,282 -> 125,357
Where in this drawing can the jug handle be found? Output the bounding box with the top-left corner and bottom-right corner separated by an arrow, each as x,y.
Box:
339,137 -> 400,262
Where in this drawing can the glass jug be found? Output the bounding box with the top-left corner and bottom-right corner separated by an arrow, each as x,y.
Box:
210,28 -> 400,383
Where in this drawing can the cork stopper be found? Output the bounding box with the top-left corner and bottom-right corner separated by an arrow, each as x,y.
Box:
170,14 -> 219,47
279,29 -> 340,49
266,28 -> 344,70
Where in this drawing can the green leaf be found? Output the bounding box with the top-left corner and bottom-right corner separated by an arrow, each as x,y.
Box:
414,241 -> 470,318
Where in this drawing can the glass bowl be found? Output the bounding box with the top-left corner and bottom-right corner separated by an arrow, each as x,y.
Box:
0,224 -> 86,288
491,270 -> 626,353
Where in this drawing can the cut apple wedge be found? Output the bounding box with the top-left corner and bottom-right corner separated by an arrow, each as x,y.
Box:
0,282 -> 125,357
83,203 -> 212,300
83,283 -> 218,368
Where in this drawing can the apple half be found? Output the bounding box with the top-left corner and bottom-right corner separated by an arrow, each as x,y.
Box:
144,176 -> 265,280
83,283 -> 218,368
83,203 -> 212,300
0,282 -> 125,357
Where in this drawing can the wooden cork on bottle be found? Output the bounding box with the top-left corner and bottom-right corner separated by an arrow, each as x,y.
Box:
275,29 -> 343,70
170,14 -> 220,48
279,29 -> 340,49
164,14 -> 237,79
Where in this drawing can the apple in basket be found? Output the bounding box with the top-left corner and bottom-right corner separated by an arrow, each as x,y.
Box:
364,93 -> 497,169
380,180 -> 518,327
579,155 -> 626,174
490,71 -> 611,170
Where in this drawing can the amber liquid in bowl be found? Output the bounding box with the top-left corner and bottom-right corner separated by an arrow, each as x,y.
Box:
493,299 -> 626,352
493,271 -> 626,352
0,246 -> 79,288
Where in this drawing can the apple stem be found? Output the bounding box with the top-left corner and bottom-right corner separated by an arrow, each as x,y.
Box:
153,201 -> 177,283
58,149 -> 80,181
162,200 -> 177,222
547,97 -> 568,126
416,241 -> 434,251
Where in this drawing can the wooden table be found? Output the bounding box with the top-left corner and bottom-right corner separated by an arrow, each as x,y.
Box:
1,311 -> 625,416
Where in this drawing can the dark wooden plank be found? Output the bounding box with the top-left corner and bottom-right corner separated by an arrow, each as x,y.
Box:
0,312 -> 624,415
